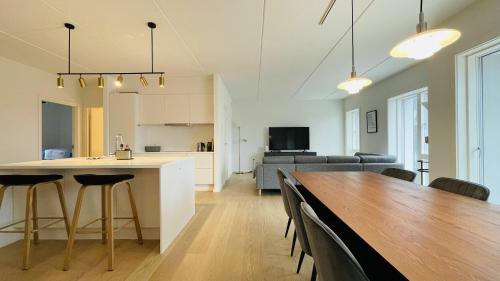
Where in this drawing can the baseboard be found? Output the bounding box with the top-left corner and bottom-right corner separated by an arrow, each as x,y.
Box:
195,184 -> 213,191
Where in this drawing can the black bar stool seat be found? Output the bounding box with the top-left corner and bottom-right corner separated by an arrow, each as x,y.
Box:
0,174 -> 63,186
0,174 -> 70,270
63,173 -> 142,271
74,174 -> 134,186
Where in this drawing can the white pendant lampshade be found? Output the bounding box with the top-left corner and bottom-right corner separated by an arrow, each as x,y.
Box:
337,75 -> 372,95
391,0 -> 460,60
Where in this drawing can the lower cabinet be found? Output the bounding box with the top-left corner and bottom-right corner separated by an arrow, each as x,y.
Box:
135,152 -> 214,185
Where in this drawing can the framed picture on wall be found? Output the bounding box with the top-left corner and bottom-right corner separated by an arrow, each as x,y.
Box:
366,110 -> 378,133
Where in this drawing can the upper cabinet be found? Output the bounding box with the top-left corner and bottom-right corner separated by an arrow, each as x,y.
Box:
138,94 -> 213,125
190,94 -> 214,124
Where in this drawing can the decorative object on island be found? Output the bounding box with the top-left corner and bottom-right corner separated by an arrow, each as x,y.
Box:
391,0 -> 461,60
319,0 -> 372,94
56,22 -> 165,89
366,110 -> 378,133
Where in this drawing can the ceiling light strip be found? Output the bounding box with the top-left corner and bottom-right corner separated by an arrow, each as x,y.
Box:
256,0 -> 267,100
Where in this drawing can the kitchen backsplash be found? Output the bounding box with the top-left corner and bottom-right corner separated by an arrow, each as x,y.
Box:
135,124 -> 214,152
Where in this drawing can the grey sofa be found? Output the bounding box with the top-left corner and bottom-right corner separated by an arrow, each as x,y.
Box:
256,153 -> 403,191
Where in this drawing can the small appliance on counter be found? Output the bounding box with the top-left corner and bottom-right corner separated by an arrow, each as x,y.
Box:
196,142 -> 206,152
145,145 -> 161,152
207,141 -> 213,152
116,145 -> 133,160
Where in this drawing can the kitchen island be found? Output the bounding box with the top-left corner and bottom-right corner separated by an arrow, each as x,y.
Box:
0,157 -> 195,253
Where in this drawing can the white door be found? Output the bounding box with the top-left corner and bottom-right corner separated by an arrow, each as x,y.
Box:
480,50 -> 500,203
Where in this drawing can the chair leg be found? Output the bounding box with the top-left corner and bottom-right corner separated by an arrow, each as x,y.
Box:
126,182 -> 143,244
63,185 -> 87,271
32,187 -> 39,245
23,185 -> 36,270
0,186 -> 7,209
55,181 -> 70,236
285,217 -> 292,238
291,230 -> 297,256
101,185 -> 107,244
296,251 -> 305,274
106,184 -> 115,271
311,263 -> 317,281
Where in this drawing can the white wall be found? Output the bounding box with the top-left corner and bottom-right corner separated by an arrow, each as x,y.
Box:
0,56 -> 83,247
344,0 -> 500,180
213,74 -> 232,191
232,99 -> 344,172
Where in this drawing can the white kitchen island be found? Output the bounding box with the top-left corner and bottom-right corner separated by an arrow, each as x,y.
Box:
0,157 -> 195,253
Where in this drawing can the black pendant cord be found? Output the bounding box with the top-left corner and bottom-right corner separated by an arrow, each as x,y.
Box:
420,0 -> 423,13
68,27 -> 71,73
151,25 -> 154,73
351,0 -> 355,75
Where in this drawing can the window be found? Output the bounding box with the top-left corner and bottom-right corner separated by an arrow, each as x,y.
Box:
345,108 -> 360,156
388,88 -> 429,183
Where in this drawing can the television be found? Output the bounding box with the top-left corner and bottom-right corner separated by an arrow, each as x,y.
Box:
269,127 -> 310,151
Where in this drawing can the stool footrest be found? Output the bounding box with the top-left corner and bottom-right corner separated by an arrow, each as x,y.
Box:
76,218 -> 135,235
0,217 -> 65,233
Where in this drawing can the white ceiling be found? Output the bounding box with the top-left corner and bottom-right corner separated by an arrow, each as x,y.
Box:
0,0 -> 475,100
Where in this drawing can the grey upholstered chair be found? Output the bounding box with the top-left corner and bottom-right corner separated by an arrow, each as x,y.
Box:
381,168 -> 417,182
429,177 -> 490,201
277,169 -> 293,238
300,202 -> 370,281
283,179 -> 316,281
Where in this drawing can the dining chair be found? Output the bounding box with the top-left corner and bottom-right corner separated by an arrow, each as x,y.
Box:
277,169 -> 293,238
300,202 -> 370,281
283,179 -> 316,281
429,177 -> 490,201
381,168 -> 417,182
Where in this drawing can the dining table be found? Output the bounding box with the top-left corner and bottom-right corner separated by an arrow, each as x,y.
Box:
292,171 -> 500,281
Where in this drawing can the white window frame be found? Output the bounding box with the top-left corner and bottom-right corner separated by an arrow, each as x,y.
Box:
345,108 -> 360,156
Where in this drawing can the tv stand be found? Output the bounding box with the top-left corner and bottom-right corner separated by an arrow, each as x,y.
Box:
264,151 -> 317,156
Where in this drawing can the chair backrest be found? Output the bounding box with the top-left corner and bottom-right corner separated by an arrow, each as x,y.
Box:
429,177 -> 490,201
283,178 -> 311,255
300,202 -> 370,281
277,169 -> 292,218
381,168 -> 417,182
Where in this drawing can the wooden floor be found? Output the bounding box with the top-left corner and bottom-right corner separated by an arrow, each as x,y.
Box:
0,174 -> 313,281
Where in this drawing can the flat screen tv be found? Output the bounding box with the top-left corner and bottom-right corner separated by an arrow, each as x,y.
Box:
269,127 -> 310,151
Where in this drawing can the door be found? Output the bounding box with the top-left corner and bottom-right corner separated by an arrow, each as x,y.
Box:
88,108 -> 104,157
41,101 -> 74,159
479,50 -> 500,203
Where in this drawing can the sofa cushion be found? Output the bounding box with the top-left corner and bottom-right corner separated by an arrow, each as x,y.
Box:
358,155 -> 397,163
294,156 -> 327,164
354,152 -> 381,156
263,156 -> 295,164
327,156 -> 361,163
296,163 -> 363,172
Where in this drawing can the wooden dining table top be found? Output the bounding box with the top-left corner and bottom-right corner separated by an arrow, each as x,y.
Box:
292,171 -> 500,281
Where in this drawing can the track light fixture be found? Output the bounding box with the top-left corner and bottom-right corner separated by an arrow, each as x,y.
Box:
57,22 -> 165,88
139,75 -> 148,87
78,75 -> 86,88
391,0 -> 461,60
115,74 -> 124,87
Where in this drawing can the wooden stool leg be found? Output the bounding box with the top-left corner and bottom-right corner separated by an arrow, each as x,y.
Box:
106,184 -> 115,271
126,182 -> 143,244
63,185 -> 87,271
32,187 -> 39,245
55,181 -> 70,236
101,185 -> 107,244
0,186 -> 8,210
23,185 -> 35,270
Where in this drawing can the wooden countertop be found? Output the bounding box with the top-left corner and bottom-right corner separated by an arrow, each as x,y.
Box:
292,171 -> 500,281
0,156 -> 193,169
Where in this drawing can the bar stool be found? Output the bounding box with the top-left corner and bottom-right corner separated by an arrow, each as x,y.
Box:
0,174 -> 70,270
63,174 -> 143,271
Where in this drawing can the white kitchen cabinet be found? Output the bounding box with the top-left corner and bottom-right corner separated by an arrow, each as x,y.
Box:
109,93 -> 138,151
164,95 -> 190,124
139,95 -> 166,124
189,95 -> 214,124
188,152 -> 213,169
195,169 -> 214,185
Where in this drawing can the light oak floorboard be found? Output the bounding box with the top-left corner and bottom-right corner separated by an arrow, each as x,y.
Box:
0,174 -> 312,281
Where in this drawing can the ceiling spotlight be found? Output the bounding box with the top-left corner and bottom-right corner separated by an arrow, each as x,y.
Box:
159,74 -> 165,87
390,0 -> 461,60
115,74 -> 124,87
57,75 -> 64,88
140,75 -> 148,87
78,75 -> 86,88
98,75 -> 104,88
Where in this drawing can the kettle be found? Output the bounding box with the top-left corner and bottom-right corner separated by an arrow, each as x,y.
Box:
196,142 -> 206,152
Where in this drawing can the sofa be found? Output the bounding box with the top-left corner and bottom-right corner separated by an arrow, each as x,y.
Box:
255,153 -> 404,191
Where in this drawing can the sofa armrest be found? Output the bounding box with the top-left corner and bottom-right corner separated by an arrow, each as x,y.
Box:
256,164 -> 264,189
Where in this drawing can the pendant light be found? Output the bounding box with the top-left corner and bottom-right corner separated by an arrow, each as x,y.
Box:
391,0 -> 461,60
57,22 -> 165,88
337,0 -> 372,95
